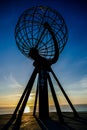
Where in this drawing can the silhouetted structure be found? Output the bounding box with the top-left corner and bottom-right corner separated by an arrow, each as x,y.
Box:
3,6 -> 79,130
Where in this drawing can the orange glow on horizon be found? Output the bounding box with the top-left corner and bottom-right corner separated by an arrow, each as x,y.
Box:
0,92 -> 87,108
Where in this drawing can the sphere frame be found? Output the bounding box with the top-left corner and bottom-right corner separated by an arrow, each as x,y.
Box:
15,6 -> 68,64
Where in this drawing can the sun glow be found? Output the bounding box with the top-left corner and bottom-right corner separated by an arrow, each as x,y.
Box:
24,106 -> 30,113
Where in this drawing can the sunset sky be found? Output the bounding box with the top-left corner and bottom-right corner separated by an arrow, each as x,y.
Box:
0,0 -> 87,109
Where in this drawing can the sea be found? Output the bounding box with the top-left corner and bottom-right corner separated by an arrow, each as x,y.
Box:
0,104 -> 87,115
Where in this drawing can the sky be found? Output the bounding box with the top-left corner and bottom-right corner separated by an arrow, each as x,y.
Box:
0,0 -> 87,109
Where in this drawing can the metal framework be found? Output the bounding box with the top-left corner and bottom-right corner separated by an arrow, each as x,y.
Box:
3,6 -> 79,130
15,6 -> 68,62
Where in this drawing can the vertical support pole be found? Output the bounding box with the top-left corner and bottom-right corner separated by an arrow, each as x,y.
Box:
50,68 -> 79,118
47,73 -> 64,123
39,69 -> 49,120
33,77 -> 39,116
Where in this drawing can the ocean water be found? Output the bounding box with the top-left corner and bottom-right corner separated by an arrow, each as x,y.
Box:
51,104 -> 87,112
0,104 -> 87,115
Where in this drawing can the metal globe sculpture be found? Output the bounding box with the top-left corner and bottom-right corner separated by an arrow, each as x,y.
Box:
15,6 -> 68,64
4,6 -> 79,130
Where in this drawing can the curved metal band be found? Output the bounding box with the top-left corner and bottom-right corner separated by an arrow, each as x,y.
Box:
44,22 -> 59,64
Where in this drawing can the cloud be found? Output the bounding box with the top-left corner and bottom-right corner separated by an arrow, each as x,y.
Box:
4,73 -> 23,88
64,76 -> 87,97
0,93 -> 21,99
68,76 -> 87,89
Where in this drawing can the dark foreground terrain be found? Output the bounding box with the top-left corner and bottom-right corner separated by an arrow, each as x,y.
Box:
0,112 -> 87,130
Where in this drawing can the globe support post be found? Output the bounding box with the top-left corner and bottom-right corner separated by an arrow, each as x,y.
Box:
47,73 -> 64,123
39,69 -> 49,120
50,68 -> 79,118
33,79 -> 39,116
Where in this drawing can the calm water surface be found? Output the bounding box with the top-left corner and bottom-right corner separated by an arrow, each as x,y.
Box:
0,104 -> 87,115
